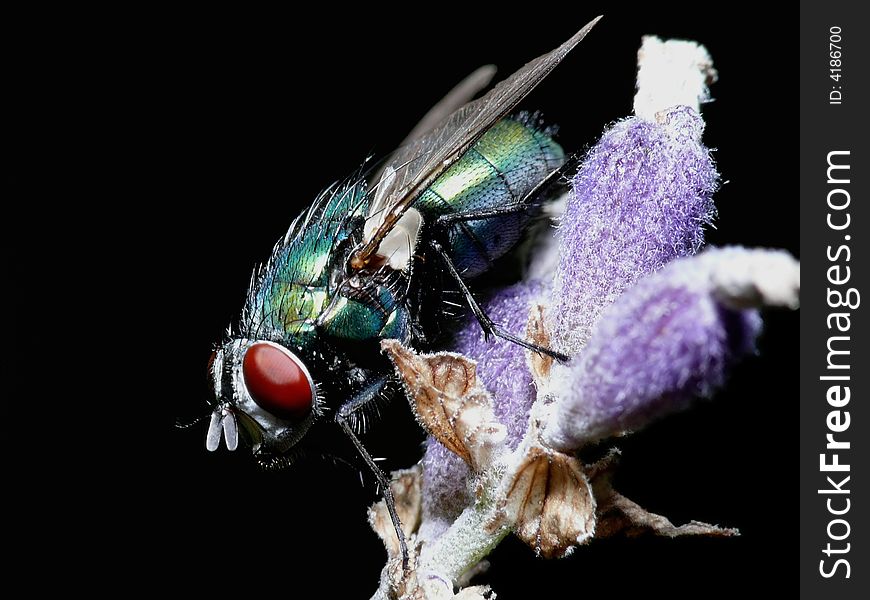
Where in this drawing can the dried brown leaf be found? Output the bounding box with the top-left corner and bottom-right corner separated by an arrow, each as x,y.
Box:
369,465 -> 423,557
526,303 -> 554,382
380,542 -> 422,600
594,491 -> 739,539
382,340 -> 506,471
495,445 -> 596,558
589,456 -> 739,539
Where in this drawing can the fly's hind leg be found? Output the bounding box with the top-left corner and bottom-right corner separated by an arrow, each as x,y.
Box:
429,239 -> 569,362
335,377 -> 410,571
429,159 -> 578,362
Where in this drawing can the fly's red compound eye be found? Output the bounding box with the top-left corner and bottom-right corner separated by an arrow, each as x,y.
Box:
242,342 -> 314,420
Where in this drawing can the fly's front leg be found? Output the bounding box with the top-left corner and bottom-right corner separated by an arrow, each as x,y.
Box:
430,159 -> 578,362
429,238 -> 569,362
335,377 -> 410,571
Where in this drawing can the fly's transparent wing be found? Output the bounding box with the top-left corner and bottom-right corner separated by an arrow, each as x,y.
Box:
397,65 -> 498,150
351,16 -> 601,270
368,65 -> 497,190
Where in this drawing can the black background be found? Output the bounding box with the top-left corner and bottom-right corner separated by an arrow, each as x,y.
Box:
161,3 -> 797,597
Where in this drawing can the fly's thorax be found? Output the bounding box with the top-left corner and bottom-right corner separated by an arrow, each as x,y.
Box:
208,338 -> 325,456
243,181 -> 370,340
246,248 -> 412,349
246,239 -> 349,342
243,180 -> 413,347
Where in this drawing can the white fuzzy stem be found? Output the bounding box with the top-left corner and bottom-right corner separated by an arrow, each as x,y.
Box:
368,504 -> 509,600
420,506 -> 510,585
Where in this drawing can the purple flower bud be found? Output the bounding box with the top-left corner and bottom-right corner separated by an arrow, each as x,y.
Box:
542,248 -> 766,451
550,106 -> 718,355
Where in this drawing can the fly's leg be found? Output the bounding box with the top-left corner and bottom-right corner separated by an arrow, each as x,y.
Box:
429,159 -> 577,362
429,239 -> 569,362
336,418 -> 410,571
335,377 -> 410,571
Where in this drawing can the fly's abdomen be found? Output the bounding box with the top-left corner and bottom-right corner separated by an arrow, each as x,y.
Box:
416,117 -> 564,277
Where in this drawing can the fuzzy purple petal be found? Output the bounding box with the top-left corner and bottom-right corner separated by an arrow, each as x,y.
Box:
542,248 -> 764,451
550,105 -> 718,355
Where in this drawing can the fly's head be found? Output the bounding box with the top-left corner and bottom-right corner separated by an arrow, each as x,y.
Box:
206,337 -> 323,463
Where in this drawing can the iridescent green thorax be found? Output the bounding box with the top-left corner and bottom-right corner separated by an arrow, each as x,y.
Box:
242,184 -> 408,349
416,117 -> 564,276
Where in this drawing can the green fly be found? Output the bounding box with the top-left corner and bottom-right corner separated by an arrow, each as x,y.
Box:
203,18 -> 600,568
